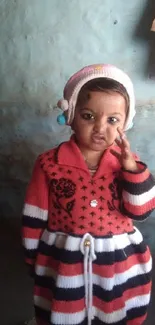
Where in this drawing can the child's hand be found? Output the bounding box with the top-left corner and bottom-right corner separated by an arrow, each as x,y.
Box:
110,128 -> 138,172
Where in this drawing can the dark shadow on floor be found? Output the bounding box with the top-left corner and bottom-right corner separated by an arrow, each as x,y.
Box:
0,217 -> 34,325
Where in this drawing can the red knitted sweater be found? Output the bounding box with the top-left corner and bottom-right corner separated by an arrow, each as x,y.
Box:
22,136 -> 155,267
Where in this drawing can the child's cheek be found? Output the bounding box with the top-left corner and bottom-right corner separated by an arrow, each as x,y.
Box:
113,126 -> 120,141
117,120 -> 124,131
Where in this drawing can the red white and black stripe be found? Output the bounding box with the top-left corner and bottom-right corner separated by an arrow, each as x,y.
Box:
33,228 -> 152,325
122,163 -> 155,220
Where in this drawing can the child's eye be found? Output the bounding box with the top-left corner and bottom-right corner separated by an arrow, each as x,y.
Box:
81,113 -> 95,120
108,117 -> 119,124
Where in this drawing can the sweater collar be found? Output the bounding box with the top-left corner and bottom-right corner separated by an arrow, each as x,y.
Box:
55,135 -> 121,178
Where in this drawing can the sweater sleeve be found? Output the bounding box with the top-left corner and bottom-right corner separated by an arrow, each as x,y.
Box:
22,157 -> 49,268
122,161 -> 155,221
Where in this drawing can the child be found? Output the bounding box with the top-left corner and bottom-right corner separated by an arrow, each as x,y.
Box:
22,64 -> 155,325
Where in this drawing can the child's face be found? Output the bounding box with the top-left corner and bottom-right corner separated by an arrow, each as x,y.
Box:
72,91 -> 127,152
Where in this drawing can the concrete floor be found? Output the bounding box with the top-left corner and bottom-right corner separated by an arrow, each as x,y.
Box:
1,217 -> 155,325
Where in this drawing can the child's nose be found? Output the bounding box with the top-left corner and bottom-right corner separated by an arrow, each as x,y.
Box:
94,118 -> 106,133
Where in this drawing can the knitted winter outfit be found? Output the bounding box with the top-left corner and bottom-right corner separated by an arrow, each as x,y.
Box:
22,64 -> 155,325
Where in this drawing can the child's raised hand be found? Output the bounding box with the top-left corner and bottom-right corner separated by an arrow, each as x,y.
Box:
110,128 -> 138,172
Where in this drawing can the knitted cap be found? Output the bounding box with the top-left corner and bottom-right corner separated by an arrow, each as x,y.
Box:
57,64 -> 135,131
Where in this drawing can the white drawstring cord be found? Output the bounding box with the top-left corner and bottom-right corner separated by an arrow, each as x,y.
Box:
88,254 -> 93,324
84,245 -> 89,308
80,234 -> 96,325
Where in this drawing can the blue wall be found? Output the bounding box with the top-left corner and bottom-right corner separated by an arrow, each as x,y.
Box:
0,0 -> 155,181
0,0 -> 155,250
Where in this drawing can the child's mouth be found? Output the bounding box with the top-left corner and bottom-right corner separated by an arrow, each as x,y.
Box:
91,135 -> 105,144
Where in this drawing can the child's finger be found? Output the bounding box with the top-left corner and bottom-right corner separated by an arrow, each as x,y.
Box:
117,127 -> 124,138
122,147 -> 130,159
117,128 -> 130,150
115,138 -> 122,148
117,128 -> 128,143
121,135 -> 130,150
123,147 -> 134,161
115,135 -> 129,149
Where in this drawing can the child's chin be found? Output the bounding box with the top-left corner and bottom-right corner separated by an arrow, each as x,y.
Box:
89,142 -> 107,151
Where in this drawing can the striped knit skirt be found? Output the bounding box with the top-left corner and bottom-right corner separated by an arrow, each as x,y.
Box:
34,227 -> 152,325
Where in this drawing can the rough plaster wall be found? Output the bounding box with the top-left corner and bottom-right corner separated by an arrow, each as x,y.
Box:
1,0 -> 155,250
0,0 -> 155,182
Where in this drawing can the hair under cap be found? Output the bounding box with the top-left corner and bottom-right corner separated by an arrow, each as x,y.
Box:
57,64 -> 135,131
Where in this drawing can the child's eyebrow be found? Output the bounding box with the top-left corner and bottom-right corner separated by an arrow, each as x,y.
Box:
79,107 -> 95,113
80,108 -> 123,116
109,112 -> 123,116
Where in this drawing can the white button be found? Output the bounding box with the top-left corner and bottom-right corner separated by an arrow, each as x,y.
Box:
90,199 -> 98,207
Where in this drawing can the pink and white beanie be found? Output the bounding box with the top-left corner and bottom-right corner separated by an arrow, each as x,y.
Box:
57,64 -> 135,131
